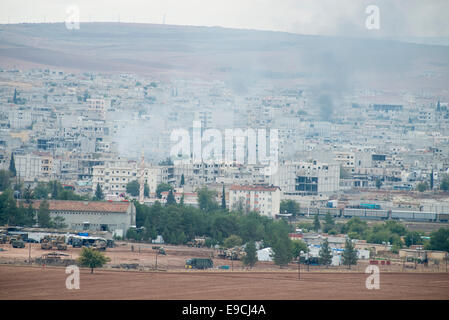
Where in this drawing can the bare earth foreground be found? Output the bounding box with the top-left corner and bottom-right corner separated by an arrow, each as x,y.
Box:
1,265 -> 449,300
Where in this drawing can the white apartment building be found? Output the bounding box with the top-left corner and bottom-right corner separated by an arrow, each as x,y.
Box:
92,160 -> 166,198
86,98 -> 110,119
174,162 -> 268,189
15,152 -> 54,182
9,109 -> 32,129
229,184 -> 281,218
270,160 -> 340,196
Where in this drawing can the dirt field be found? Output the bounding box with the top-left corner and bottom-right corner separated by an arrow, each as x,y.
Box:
1,242 -> 447,273
0,265 -> 448,300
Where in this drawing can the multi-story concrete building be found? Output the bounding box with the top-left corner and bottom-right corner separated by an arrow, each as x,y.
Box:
15,152 -> 54,182
229,184 -> 280,218
92,159 -> 171,198
271,160 -> 340,196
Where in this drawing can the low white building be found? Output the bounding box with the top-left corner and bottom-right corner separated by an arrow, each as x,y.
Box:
28,200 -> 136,234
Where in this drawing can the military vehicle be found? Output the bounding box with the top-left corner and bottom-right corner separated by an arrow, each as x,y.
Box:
11,239 -> 25,248
92,239 -> 107,251
152,246 -> 166,255
40,235 -> 67,250
35,252 -> 75,266
0,233 -> 10,244
185,258 -> 213,269
218,246 -> 246,260
186,237 -> 206,248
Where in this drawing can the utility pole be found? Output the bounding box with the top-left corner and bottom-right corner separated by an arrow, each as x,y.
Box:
298,250 -> 304,280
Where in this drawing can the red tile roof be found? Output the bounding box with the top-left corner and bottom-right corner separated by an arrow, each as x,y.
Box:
23,200 -> 131,213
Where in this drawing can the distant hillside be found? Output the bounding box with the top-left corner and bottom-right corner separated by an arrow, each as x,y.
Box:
0,22 -> 448,92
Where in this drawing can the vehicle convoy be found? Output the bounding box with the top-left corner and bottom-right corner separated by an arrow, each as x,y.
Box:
68,236 -> 109,250
40,236 -> 67,250
185,258 -> 213,269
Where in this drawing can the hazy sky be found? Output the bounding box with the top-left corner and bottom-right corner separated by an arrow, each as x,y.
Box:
1,0 -> 448,37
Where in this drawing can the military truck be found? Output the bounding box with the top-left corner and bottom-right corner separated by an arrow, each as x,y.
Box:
186,237 -> 206,248
11,239 -> 25,248
35,252 -> 75,266
152,246 -> 166,255
40,235 -> 67,250
185,258 -> 213,269
218,246 -> 246,260
92,239 -> 107,251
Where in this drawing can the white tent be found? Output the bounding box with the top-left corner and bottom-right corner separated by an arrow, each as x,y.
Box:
257,247 -> 274,262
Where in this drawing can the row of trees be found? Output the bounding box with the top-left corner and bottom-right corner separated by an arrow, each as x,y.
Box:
0,189 -> 66,228
298,214 -> 449,253
126,186 -> 305,267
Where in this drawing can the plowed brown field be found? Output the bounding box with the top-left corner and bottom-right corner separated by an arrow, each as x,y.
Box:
1,265 -> 448,300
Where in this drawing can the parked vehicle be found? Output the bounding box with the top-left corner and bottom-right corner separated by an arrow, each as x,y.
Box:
11,239 -> 25,248
185,258 -> 213,269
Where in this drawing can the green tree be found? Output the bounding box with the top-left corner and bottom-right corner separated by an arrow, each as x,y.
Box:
416,182 -> 428,192
271,233 -> 293,268
313,212 -> 321,232
197,186 -> 219,212
440,174 -> 449,191
223,234 -> 243,248
0,189 -> 17,225
342,238 -> 358,269
405,231 -> 423,247
319,238 -> 332,267
0,170 -> 11,191
37,200 -> 52,228
95,183 -> 104,200
166,189 -> 176,206
180,174 -> 185,186
280,199 -> 300,216
221,184 -> 226,209
341,217 -> 368,238
144,183 -> 149,197
34,182 -> 50,199
156,183 -> 172,199
49,181 -> 62,199
9,153 -> 16,177
143,216 -> 157,241
376,178 -> 382,189
426,228 -> 449,252
10,203 -> 34,227
291,239 -> 308,260
179,193 -> 185,206
24,184 -> 33,203
242,241 -> 257,269
52,215 -> 67,229
126,180 -> 140,197
77,247 -> 110,273
323,212 -> 335,233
